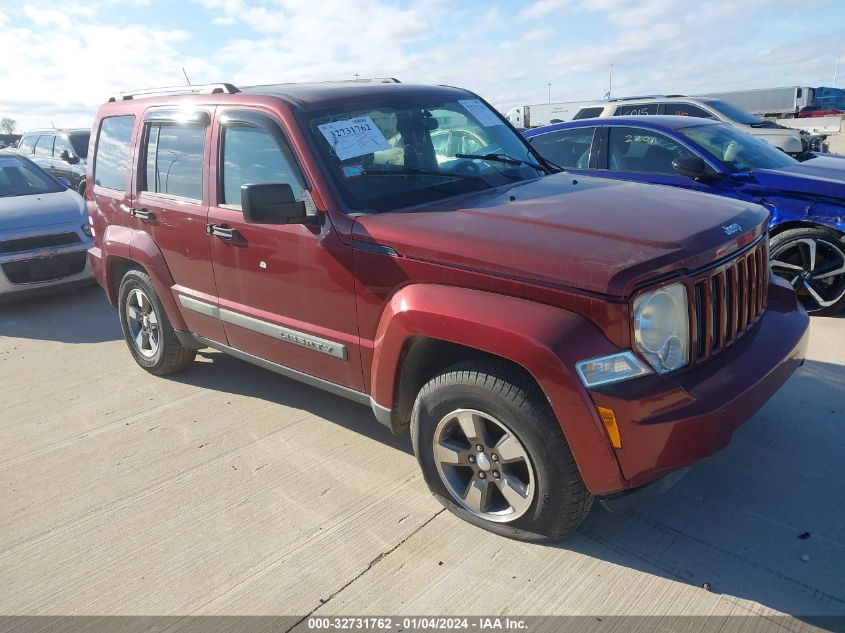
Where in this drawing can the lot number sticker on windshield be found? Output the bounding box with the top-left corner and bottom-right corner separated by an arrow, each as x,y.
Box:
317,117 -> 391,161
459,100 -> 504,127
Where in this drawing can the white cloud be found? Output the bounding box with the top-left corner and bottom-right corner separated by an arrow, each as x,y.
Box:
522,28 -> 553,42
0,20 -> 218,130
520,0 -> 570,20
22,5 -> 73,30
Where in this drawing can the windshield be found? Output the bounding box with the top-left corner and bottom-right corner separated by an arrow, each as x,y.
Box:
306,96 -> 546,212
679,124 -> 797,171
69,131 -> 90,158
0,155 -> 65,197
704,99 -> 763,125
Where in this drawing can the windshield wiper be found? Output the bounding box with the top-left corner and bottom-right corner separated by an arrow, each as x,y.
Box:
455,152 -> 552,174
362,167 -> 488,184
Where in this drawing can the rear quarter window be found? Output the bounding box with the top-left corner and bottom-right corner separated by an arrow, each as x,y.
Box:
94,115 -> 136,191
572,107 -> 605,120
18,136 -> 37,154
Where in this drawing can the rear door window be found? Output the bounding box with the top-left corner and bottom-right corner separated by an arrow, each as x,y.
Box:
613,103 -> 658,116
528,127 -> 596,168
94,115 -> 135,190
143,124 -> 205,201
34,135 -> 54,157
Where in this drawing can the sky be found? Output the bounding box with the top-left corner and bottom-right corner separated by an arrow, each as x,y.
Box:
1,0 -> 844,132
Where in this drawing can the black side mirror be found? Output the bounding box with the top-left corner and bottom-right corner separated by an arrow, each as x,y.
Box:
59,149 -> 79,164
672,155 -> 707,180
241,183 -> 312,225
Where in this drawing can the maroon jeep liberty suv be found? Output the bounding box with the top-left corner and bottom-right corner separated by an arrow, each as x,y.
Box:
87,81 -> 809,541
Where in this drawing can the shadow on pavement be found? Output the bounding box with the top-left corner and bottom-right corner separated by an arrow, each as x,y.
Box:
167,348 -> 414,457
565,358 -> 845,622
0,284 -> 120,344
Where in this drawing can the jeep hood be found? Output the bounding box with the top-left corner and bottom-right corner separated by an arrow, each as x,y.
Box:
0,189 -> 86,232
750,155 -> 845,201
352,174 -> 769,297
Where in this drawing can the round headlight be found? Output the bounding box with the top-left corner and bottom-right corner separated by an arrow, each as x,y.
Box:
633,283 -> 690,373
636,290 -> 679,353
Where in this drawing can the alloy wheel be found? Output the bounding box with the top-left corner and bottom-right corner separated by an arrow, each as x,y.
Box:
771,237 -> 845,312
125,288 -> 160,358
432,409 -> 535,522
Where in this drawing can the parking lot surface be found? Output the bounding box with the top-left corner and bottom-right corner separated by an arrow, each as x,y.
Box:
1,286 -> 844,629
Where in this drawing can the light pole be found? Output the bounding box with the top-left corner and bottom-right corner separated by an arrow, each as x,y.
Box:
835,56 -> 840,88
547,83 -> 551,103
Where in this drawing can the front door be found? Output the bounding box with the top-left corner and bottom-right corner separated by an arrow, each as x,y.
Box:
205,108 -> 363,391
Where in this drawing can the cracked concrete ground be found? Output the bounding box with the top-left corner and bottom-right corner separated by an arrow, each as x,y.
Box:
1,286 -> 843,630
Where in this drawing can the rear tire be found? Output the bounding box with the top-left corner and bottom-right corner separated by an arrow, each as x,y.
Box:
770,226 -> 845,315
118,268 -> 196,375
411,360 -> 592,542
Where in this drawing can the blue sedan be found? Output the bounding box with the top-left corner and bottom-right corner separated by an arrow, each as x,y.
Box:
524,116 -> 845,314
0,152 -> 92,300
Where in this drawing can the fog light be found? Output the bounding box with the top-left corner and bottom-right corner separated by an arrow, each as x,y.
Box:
597,406 -> 621,449
81,223 -> 93,237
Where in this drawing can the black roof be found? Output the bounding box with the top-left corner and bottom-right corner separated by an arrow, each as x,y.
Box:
239,82 -> 475,110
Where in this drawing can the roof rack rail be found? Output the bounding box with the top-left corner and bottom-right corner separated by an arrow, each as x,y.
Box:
108,83 -> 240,102
607,94 -> 688,102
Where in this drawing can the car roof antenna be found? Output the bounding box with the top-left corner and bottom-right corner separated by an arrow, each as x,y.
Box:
182,67 -> 192,86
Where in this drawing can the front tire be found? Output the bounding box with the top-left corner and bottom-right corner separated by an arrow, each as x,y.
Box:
411,360 -> 592,542
118,268 -> 196,375
770,227 -> 845,315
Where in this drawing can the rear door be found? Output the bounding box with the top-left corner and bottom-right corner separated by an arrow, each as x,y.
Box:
205,107 -> 363,391
132,107 -> 225,342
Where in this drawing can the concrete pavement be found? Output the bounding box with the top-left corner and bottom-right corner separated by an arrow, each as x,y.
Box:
1,286 -> 843,629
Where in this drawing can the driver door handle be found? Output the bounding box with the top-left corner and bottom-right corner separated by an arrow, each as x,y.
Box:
206,224 -> 239,241
130,208 -> 154,222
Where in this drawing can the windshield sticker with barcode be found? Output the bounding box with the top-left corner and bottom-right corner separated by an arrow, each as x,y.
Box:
458,100 -> 504,127
317,117 -> 390,161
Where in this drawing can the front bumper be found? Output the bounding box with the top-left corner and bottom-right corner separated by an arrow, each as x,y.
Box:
589,276 -> 809,491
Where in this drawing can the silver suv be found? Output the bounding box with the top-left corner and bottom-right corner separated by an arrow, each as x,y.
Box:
572,95 -> 807,156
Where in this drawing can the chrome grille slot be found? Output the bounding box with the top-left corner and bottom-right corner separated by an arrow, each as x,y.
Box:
692,238 -> 769,363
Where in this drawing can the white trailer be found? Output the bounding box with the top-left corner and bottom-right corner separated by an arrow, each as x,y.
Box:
697,87 -> 815,118
504,101 -> 596,128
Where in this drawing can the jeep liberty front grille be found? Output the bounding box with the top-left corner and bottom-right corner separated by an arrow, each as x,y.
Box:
691,239 -> 769,363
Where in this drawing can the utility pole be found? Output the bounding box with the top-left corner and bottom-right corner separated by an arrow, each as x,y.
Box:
608,63 -> 613,99
354,73 -> 360,80
547,83 -> 551,103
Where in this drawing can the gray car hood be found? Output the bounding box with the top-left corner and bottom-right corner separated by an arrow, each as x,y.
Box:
0,189 -> 86,232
